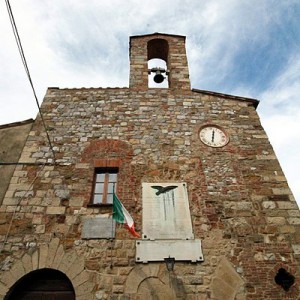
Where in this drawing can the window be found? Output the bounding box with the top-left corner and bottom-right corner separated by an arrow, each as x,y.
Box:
92,168 -> 118,204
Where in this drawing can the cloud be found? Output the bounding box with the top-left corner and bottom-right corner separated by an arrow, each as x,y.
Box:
257,54 -> 300,204
186,0 -> 300,93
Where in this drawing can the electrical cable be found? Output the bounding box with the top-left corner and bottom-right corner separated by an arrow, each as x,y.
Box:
5,0 -> 56,162
0,162 -> 55,166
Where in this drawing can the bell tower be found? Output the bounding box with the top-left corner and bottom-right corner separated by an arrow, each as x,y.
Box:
129,33 -> 191,91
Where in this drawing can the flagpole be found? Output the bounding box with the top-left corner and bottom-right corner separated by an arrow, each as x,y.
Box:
110,183 -> 116,269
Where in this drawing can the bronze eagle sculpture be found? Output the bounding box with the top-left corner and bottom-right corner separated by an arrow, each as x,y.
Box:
151,185 -> 178,196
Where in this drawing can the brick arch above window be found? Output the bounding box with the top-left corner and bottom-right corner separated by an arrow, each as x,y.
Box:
81,139 -> 134,165
79,139 -> 136,207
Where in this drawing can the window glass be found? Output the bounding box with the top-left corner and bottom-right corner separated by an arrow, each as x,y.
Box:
109,173 -> 117,182
108,182 -> 115,193
96,173 -> 105,182
107,194 -> 113,204
95,183 -> 104,193
93,194 -> 103,204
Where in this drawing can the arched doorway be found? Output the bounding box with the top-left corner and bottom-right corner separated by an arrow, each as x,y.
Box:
5,268 -> 75,300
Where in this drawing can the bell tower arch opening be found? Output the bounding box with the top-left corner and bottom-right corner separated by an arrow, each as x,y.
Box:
5,268 -> 75,300
147,38 -> 169,88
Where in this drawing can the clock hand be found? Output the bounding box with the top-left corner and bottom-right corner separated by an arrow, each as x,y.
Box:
212,130 -> 215,142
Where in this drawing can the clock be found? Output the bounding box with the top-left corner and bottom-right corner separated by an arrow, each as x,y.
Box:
199,125 -> 229,147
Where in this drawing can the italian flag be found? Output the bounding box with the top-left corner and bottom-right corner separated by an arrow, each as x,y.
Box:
113,193 -> 140,238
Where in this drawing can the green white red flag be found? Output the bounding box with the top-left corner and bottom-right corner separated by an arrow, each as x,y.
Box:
113,193 -> 140,238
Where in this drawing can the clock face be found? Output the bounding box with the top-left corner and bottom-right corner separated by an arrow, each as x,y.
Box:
199,125 -> 229,147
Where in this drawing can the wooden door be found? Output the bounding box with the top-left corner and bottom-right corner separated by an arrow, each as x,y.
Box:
5,269 -> 75,300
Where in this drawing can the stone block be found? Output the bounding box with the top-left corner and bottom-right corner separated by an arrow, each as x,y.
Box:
292,244 -> 300,255
288,210 -> 300,217
211,257 -> 243,300
10,260 -> 25,281
288,218 -> 300,225
32,214 -> 43,224
55,187 -> 70,200
262,201 -> 276,209
53,223 -> 70,235
2,198 -> 19,206
31,206 -> 45,213
35,225 -> 45,233
277,202 -> 298,210
32,249 -> 39,270
236,202 -> 253,210
76,281 -> 95,296
212,277 -> 236,300
65,215 -> 77,225
21,253 -> 32,274
58,250 -> 78,273
267,217 -> 286,225
0,282 -> 8,297
75,163 -> 90,169
279,225 -> 295,234
39,243 -> 49,269
0,271 -> 15,288
47,237 -> 60,268
70,197 -> 85,207
112,285 -> 124,294
66,256 -> 85,280
52,244 -> 64,269
119,267 -> 133,276
4,190 -> 14,198
73,270 -> 90,288
272,188 -> 292,195
46,206 -> 66,214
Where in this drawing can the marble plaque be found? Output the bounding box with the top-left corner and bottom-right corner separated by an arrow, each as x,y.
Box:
142,182 -> 194,240
81,217 -> 115,239
136,239 -> 203,263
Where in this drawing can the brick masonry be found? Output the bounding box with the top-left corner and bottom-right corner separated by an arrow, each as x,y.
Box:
0,33 -> 299,299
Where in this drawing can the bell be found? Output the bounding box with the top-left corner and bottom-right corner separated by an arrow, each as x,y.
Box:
153,70 -> 165,84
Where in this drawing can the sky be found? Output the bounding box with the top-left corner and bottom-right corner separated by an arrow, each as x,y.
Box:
1,0 -> 300,204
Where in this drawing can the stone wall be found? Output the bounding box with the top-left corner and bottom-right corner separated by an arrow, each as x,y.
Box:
0,119 -> 33,204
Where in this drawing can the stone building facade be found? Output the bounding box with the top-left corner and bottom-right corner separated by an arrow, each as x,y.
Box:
0,33 -> 299,299
0,119 -> 33,203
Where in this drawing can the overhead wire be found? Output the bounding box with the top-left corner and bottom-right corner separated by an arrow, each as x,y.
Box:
5,0 -> 56,163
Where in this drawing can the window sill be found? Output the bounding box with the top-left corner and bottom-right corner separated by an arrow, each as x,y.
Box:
87,203 -> 113,208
